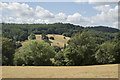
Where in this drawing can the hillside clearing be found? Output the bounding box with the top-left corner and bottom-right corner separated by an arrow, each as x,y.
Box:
36,34 -> 70,47
2,64 -> 118,78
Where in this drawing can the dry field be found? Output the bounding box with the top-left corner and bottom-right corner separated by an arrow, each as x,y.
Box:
2,64 -> 119,78
36,34 -> 70,47
21,34 -> 70,48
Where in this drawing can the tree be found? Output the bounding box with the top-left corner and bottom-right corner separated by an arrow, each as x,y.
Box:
19,31 -> 28,41
53,46 -> 61,53
54,51 -> 65,66
64,37 -> 66,39
0,37 -> 2,65
114,42 -> 120,63
116,31 -> 120,41
2,37 -> 15,65
16,42 -> 22,48
63,44 -> 66,49
95,41 -> 115,64
14,40 -> 55,66
41,33 -> 48,40
64,32 -> 97,66
41,33 -> 52,44
50,36 -> 54,40
114,31 -> 120,63
28,33 -> 36,40
62,33 -> 67,36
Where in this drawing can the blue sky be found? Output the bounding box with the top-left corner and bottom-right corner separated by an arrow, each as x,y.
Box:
26,2 -> 99,17
26,2 -> 116,17
0,2 -> 118,28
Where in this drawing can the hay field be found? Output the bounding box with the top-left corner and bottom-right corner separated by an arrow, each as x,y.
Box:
2,64 -> 118,78
36,34 -> 70,47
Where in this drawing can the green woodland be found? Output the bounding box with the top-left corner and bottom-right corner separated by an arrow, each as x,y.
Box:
2,23 -> 120,66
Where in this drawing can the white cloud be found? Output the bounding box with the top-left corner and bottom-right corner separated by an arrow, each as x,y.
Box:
113,21 -> 118,29
2,16 -> 35,24
0,2 -> 118,28
0,15 -> 2,23
75,0 -> 118,3
1,3 -> 34,18
89,0 -> 118,3
93,5 -> 111,12
91,5 -> 118,28
34,19 -> 47,24
75,0 -> 88,2
55,13 -> 67,21
67,13 -> 91,25
35,6 -> 54,19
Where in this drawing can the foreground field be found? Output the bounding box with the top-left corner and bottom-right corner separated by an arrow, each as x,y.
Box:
2,64 -> 118,78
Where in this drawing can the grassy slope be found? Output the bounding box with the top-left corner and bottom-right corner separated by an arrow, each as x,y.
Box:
2,64 -> 118,78
35,34 -> 70,47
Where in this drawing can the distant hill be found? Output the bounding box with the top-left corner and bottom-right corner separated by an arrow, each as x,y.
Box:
86,26 -> 119,33
2,23 -> 119,43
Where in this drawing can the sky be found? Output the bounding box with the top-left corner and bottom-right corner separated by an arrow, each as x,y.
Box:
0,2 -> 119,28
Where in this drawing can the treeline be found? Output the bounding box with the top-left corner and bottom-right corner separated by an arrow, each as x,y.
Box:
2,23 -> 120,66
2,23 -> 83,41
86,26 -> 119,33
2,23 -> 118,43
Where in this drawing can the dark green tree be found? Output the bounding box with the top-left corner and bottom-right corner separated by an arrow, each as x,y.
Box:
53,46 -> 61,53
64,32 -> 97,66
2,37 -> 15,65
41,33 -> 48,40
15,42 -> 22,48
54,51 -> 65,66
114,31 -> 120,63
14,40 -> 55,66
50,36 -> 54,40
95,41 -> 115,64
28,33 -> 36,40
